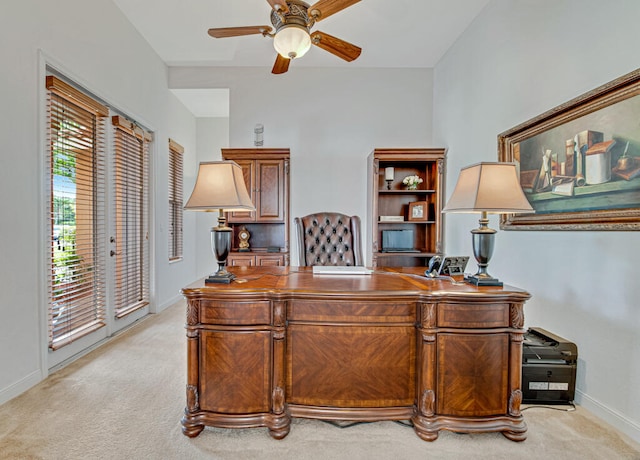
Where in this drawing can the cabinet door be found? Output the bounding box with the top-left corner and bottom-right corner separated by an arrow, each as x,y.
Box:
228,160 -> 256,222
227,253 -> 255,267
256,160 -> 285,222
256,254 -> 284,266
436,333 -> 508,416
199,330 -> 271,413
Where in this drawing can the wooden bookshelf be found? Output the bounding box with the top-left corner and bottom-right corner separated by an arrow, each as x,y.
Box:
367,148 -> 446,267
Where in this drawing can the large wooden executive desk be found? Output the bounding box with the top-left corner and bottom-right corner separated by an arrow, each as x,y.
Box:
181,266 -> 531,442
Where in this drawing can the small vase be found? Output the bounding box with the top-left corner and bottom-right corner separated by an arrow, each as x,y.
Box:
406,184 -> 418,190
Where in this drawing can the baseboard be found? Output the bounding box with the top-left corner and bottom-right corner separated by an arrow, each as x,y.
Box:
575,389 -> 640,444
0,369 -> 44,406
157,292 -> 184,312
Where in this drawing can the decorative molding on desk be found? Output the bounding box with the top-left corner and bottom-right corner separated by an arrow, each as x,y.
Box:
186,299 -> 199,326
510,304 -> 524,328
420,389 -> 435,417
186,384 -> 199,412
508,389 -> 523,417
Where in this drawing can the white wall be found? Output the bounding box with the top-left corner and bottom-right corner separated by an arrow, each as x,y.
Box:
192,117 -> 229,279
170,66 -> 434,264
434,0 -> 640,442
0,1 -> 198,403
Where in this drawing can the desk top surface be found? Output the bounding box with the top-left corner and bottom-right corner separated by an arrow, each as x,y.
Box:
182,266 -> 530,301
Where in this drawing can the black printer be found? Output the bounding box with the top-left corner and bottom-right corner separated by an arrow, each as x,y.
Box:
522,327 -> 577,404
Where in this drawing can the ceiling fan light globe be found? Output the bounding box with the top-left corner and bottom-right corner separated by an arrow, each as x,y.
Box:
274,25 -> 311,59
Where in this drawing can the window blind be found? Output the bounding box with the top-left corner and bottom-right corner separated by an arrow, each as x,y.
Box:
112,115 -> 151,318
168,139 -> 184,261
45,76 -> 108,350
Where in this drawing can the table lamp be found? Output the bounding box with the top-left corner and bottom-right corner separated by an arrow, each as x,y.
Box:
442,162 -> 534,286
184,161 -> 255,283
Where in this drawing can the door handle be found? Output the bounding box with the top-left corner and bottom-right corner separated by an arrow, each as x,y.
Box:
110,236 -> 121,256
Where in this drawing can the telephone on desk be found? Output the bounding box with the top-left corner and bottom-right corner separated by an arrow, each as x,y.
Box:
425,255 -> 469,278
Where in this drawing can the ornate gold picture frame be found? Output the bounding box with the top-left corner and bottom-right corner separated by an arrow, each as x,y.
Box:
499,68 -> 640,230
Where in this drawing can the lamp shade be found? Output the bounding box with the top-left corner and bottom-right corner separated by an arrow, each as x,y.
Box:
184,161 -> 255,212
442,162 -> 534,214
273,24 -> 311,59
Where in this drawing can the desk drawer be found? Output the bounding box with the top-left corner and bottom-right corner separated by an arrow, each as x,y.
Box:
437,303 -> 509,328
288,300 -> 415,323
200,300 -> 271,325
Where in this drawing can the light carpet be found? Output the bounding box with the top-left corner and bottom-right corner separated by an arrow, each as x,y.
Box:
1,300 -> 639,460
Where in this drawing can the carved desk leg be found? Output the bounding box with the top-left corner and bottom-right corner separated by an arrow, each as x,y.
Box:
412,303 -> 439,441
181,300 -> 204,437
503,307 -> 527,442
269,301 -> 291,439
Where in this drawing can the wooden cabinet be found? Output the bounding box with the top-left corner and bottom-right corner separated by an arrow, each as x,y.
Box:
367,148 -> 446,267
227,158 -> 286,223
199,329 -> 272,414
183,294 -> 288,439
221,149 -> 290,266
414,297 -> 526,441
432,303 -> 512,417
181,266 -> 530,442
227,253 -> 285,267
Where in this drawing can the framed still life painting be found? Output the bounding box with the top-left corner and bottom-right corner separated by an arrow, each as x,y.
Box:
498,68 -> 640,230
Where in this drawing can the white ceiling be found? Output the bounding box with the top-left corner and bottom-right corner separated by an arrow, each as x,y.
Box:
112,0 -> 490,116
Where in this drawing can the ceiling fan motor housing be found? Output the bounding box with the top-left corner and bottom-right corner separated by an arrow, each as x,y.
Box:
271,1 -> 315,59
271,1 -> 316,32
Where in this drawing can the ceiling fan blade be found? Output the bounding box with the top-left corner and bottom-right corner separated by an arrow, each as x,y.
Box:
266,0 -> 289,13
311,31 -> 361,62
207,26 -> 272,38
272,54 -> 291,74
308,0 -> 361,21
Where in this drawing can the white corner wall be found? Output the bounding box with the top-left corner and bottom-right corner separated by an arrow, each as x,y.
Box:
434,0 -> 640,442
0,1 -> 198,403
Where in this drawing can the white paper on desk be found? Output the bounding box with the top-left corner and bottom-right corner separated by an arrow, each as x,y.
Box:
312,266 -> 373,275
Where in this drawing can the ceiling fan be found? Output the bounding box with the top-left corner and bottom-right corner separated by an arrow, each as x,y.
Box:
207,0 -> 362,74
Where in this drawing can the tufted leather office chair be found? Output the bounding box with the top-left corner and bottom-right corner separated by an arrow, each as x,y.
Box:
294,212 -> 363,266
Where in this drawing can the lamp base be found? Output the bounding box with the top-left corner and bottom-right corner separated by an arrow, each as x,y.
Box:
208,213 -> 234,284
465,274 -> 503,287
467,213 -> 502,287
205,271 -> 235,284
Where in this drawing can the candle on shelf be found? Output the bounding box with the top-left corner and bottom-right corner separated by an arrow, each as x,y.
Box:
385,167 -> 394,190
385,167 -> 394,180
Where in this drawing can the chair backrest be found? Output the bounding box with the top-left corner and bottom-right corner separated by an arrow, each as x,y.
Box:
294,212 -> 363,266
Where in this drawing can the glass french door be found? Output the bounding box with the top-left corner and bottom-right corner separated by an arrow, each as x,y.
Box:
110,115 -> 150,320
46,74 -> 150,368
